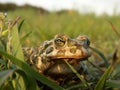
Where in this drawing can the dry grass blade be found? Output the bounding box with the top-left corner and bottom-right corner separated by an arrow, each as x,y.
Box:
107,20 -> 120,38
112,49 -> 118,65
8,16 -> 21,29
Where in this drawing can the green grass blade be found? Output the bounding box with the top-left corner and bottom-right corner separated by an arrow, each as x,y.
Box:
94,63 -> 114,90
0,81 -> 14,90
90,47 -> 109,67
11,24 -> 24,60
18,19 -> 25,33
20,31 -> 32,43
106,80 -> 120,89
15,69 -> 39,90
0,50 -> 64,90
0,69 -> 15,87
65,61 -> 92,90
67,83 -> 91,90
0,69 -> 39,90
94,47 -> 118,90
12,72 -> 26,90
9,19 -> 28,90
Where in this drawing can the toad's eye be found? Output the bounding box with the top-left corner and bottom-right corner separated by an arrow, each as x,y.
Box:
54,38 -> 65,46
76,35 -> 90,46
81,38 -> 90,46
86,38 -> 90,46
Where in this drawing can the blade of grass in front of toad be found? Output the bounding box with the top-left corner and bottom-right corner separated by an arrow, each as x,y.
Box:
94,63 -> 114,90
7,17 -> 27,90
0,50 -> 64,90
90,47 -> 109,67
10,17 -> 26,90
94,48 -> 118,90
11,19 -> 24,60
14,69 -> 39,90
65,61 -> 92,90
106,80 -> 120,89
0,69 -> 15,87
0,69 -> 39,90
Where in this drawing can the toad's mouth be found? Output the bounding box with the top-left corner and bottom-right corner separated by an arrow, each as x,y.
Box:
50,54 -> 90,60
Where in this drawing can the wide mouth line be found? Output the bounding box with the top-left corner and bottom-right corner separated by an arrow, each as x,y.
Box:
49,58 -> 84,61
50,56 -> 88,59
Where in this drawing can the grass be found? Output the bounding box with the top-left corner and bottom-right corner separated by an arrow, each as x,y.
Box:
0,8 -> 120,90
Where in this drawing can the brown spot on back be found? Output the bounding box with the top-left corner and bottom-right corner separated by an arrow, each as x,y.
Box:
46,47 -> 54,54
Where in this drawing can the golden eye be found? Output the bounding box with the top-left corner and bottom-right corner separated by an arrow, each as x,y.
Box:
77,35 -> 90,46
54,38 -> 65,46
